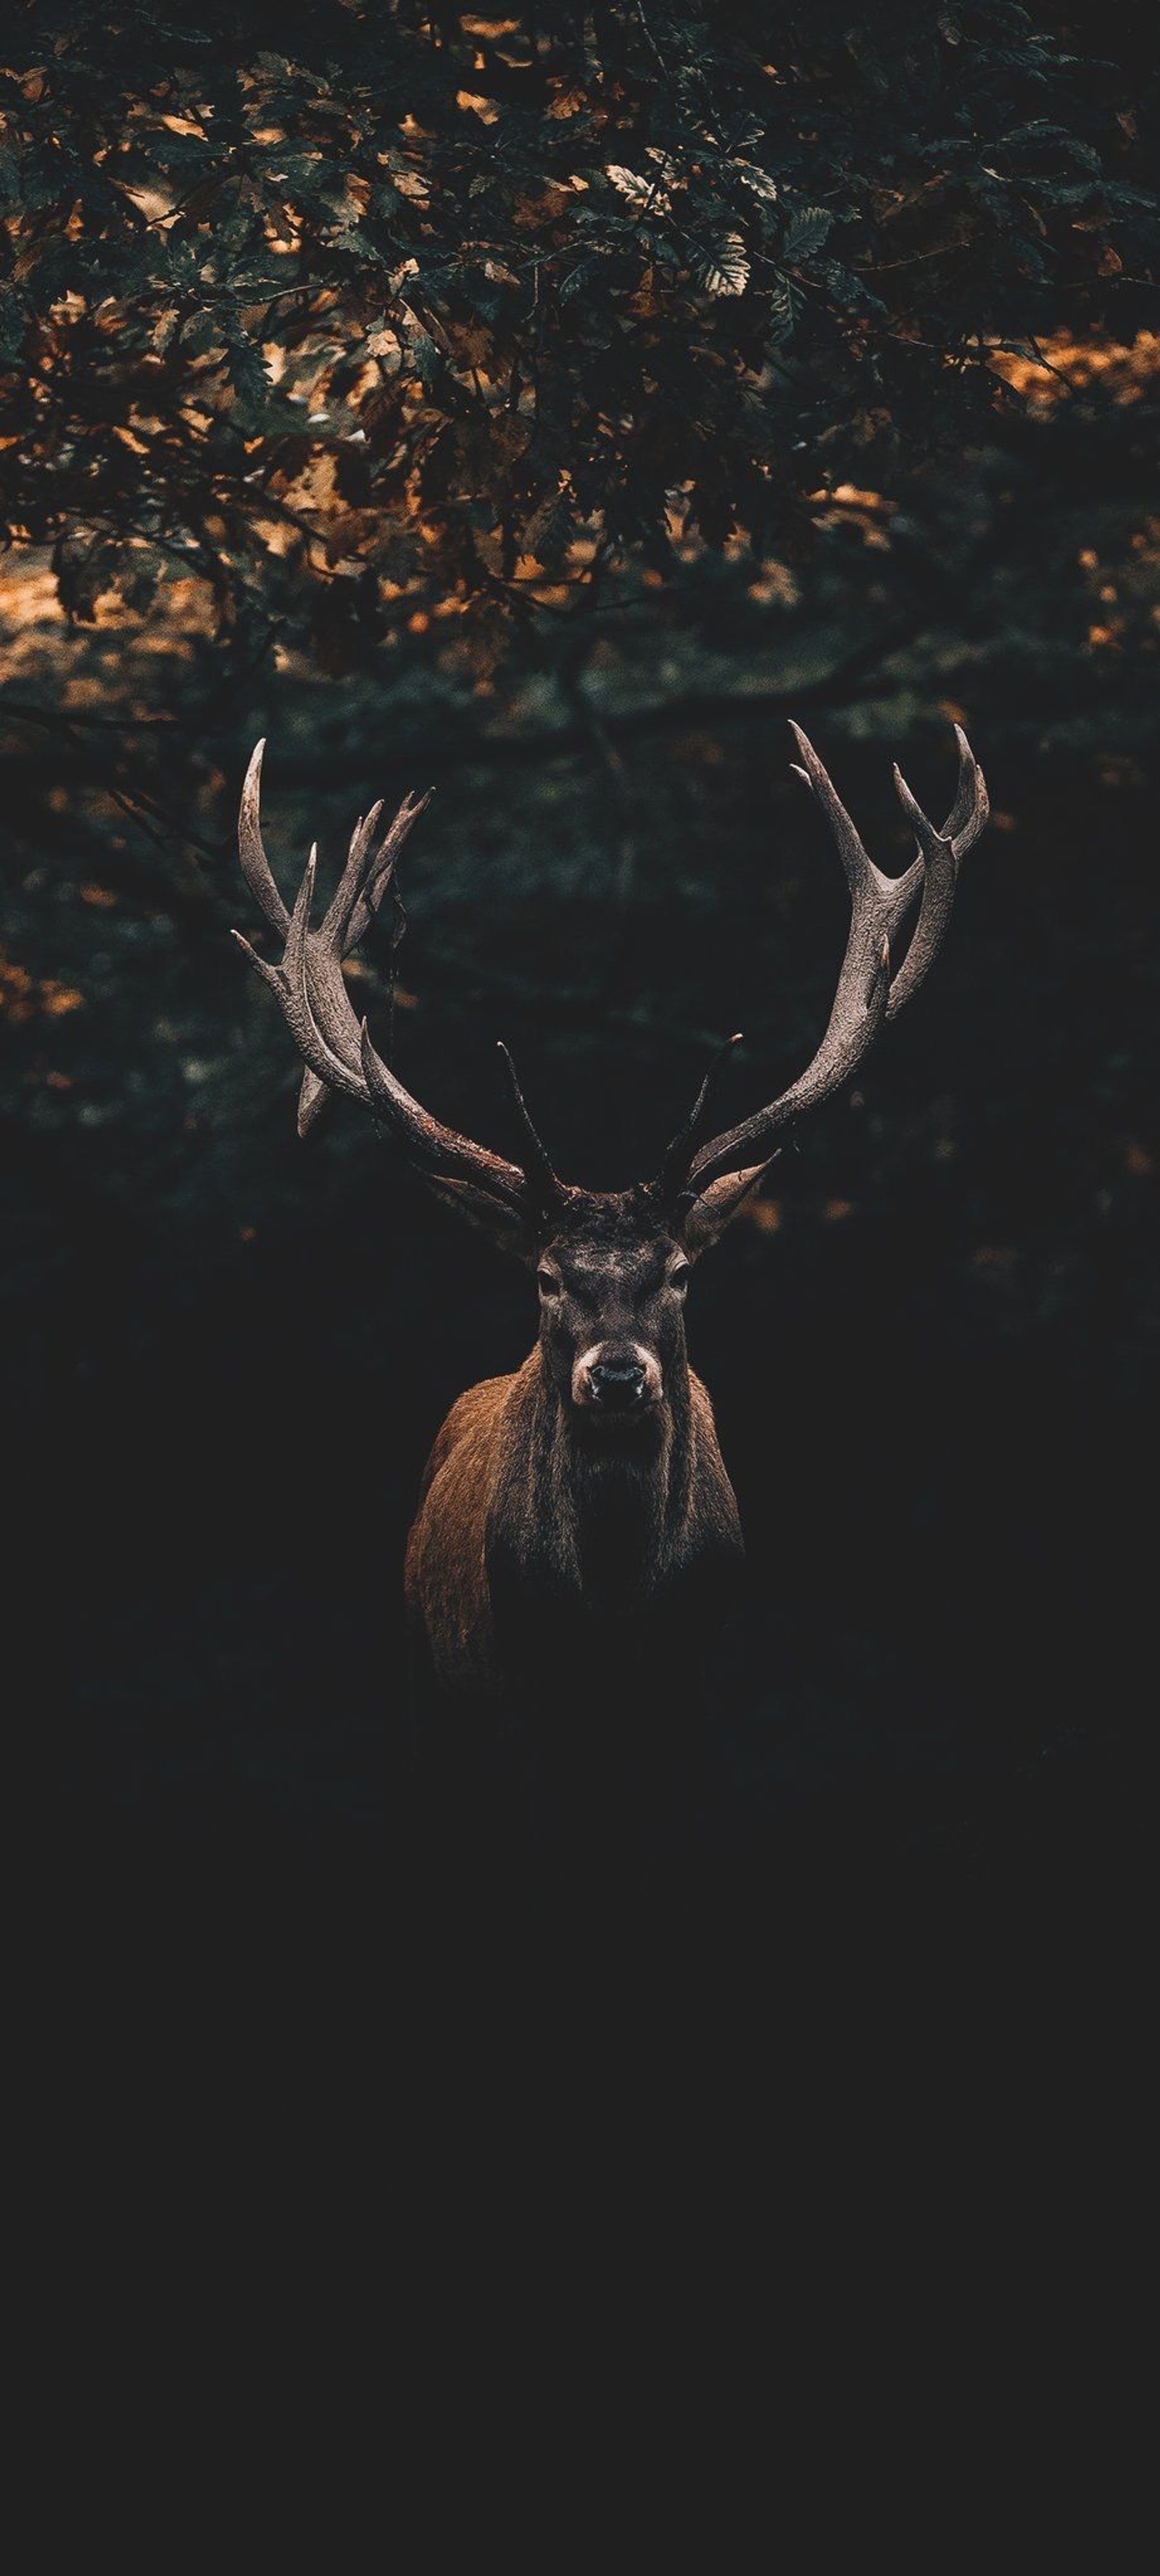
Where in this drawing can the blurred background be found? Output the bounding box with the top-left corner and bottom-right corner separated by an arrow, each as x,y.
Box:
3,4 -> 1156,1977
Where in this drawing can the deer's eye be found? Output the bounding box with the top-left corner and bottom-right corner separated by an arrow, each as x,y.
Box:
537,1267 -> 560,1299
670,1261 -> 691,1293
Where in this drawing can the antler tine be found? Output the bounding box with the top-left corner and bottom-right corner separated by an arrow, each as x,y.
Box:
239,741 -> 365,1134
320,801 -> 384,949
238,739 -> 290,935
314,786 -> 431,958
650,1032 -> 744,1208
787,721 -> 921,936
942,723 -> 983,850
345,790 -> 431,953
291,786 -> 428,1139
233,847 -> 371,1106
289,802 -> 386,1140
496,1043 -> 563,1214
885,725 -> 989,1021
675,722 -> 987,1208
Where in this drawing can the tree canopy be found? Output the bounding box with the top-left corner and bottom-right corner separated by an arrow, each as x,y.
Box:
2,2 -> 1156,679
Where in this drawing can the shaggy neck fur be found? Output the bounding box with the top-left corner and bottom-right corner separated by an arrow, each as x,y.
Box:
505,1340 -> 695,1608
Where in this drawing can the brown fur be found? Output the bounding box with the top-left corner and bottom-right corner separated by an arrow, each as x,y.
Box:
405,1372 -> 513,1700
405,1340 -> 742,1713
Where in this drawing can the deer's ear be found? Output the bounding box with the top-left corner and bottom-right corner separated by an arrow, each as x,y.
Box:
679,1161 -> 773,1259
423,1173 -> 541,1263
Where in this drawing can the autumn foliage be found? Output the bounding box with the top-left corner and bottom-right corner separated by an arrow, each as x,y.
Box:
1,3 -> 1156,678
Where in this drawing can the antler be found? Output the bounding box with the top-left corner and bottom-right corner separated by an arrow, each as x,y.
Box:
232,742 -> 560,1223
656,722 -> 988,1210
237,739 -> 425,1138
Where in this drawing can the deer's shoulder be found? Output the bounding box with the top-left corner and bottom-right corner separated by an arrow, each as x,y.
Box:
688,1366 -> 727,1465
415,1368 -> 526,1505
687,1368 -> 743,1550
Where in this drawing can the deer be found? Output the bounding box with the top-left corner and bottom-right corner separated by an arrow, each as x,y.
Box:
232,724 -> 988,1749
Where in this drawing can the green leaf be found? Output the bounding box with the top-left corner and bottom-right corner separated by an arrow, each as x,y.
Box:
181,313 -> 218,360
766,275 -> 798,345
697,234 -> 750,296
225,335 -> 271,423
782,205 -> 834,261
734,162 -> 779,204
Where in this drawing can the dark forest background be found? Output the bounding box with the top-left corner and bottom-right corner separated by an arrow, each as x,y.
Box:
4,2 -> 1156,2017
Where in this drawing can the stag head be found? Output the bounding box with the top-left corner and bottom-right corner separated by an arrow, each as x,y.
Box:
232,723 -> 989,1398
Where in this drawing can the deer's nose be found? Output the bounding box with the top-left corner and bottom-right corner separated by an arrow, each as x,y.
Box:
588,1355 -> 648,1410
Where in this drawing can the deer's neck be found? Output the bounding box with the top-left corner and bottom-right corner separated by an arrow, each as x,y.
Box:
568,1368 -> 694,1604
494,1347 -> 695,1606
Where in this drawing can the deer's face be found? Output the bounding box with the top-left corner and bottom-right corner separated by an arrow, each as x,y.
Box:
534,1194 -> 691,1424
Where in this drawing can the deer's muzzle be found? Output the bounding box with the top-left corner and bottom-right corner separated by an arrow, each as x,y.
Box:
573,1345 -> 662,1413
